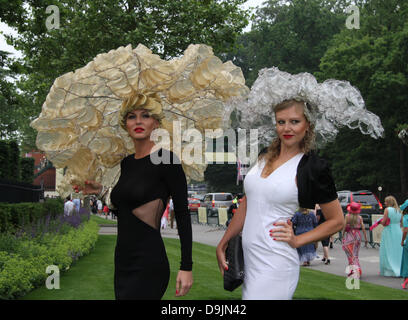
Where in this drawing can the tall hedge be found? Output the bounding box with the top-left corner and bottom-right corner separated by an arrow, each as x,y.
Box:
20,157 -> 34,184
8,140 -> 20,181
0,140 -> 35,184
0,198 -> 64,234
0,141 -> 10,180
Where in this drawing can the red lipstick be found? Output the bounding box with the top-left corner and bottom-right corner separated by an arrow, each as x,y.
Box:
134,127 -> 145,133
283,135 -> 294,139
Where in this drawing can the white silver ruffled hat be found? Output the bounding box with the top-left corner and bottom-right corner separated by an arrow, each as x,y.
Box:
233,67 -> 384,149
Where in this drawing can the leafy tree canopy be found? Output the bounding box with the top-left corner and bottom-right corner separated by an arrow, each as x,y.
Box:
0,50 -> 21,141
226,0 -> 349,86
1,0 -> 250,152
317,0 -> 408,197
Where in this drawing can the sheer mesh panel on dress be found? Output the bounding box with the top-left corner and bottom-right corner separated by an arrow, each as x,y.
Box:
131,199 -> 165,230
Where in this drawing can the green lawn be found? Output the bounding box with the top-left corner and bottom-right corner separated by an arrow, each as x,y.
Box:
20,235 -> 116,300
89,214 -> 117,225
20,235 -> 408,300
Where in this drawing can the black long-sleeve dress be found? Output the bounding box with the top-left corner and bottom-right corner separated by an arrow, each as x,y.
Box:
110,148 -> 193,300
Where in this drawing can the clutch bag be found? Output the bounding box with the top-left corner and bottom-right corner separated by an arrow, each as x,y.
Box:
223,234 -> 245,291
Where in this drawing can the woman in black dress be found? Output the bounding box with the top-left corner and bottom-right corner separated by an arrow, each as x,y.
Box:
76,92 -> 193,300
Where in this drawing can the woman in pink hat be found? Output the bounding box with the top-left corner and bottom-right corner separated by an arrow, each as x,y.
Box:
341,202 -> 368,278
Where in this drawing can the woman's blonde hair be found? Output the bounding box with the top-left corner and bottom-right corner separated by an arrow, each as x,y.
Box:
259,99 -> 316,163
348,212 -> 359,227
384,195 -> 400,212
119,91 -> 164,131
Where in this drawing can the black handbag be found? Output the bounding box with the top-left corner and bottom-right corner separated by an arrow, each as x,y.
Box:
223,234 -> 245,291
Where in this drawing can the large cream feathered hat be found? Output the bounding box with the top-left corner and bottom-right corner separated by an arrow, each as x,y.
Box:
31,44 -> 249,198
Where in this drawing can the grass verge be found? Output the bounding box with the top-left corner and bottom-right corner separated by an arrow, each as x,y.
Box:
20,235 -> 408,300
89,214 -> 117,225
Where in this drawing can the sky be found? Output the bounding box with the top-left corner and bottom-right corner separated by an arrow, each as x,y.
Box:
0,0 -> 266,59
0,22 -> 21,58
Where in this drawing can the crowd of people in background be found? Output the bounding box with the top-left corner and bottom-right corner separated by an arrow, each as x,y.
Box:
88,196 -> 117,220
63,195 -> 117,220
287,195 -> 408,289
63,195 -> 81,216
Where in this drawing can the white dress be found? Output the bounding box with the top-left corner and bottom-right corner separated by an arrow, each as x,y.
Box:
242,153 -> 303,300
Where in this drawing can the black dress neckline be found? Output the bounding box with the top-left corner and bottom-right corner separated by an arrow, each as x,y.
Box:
131,148 -> 162,160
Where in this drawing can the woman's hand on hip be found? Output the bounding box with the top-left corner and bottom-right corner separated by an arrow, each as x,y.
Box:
269,219 -> 298,248
175,270 -> 193,297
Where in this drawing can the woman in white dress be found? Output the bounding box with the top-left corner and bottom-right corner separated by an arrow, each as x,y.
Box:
216,99 -> 344,300
216,67 -> 384,300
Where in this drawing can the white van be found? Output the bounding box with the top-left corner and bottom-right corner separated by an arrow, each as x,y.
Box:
201,193 -> 234,214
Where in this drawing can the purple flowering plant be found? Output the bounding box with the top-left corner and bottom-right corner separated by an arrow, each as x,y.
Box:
15,206 -> 91,240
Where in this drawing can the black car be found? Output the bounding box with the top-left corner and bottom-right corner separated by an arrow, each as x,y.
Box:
337,190 -> 383,227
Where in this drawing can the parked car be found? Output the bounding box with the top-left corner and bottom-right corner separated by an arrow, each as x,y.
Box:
337,190 -> 383,226
337,190 -> 352,210
188,197 -> 201,214
201,192 -> 234,216
195,194 -> 206,201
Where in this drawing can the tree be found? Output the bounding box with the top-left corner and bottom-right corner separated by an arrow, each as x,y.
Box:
317,0 -> 408,199
225,0 -> 349,86
213,0 -> 349,190
1,0 -> 250,152
0,50 -> 21,141
397,124 -> 408,197
204,163 -> 242,193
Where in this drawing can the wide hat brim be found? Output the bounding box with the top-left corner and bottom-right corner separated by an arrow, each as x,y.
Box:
347,202 -> 361,214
